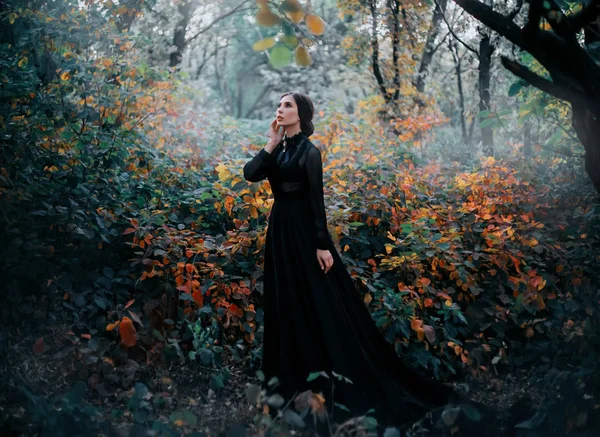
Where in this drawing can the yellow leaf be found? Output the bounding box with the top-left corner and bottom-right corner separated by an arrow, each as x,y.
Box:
363,293 -> 372,304
295,46 -> 311,67
280,34 -> 299,48
305,14 -> 326,36
18,57 -> 28,67
252,37 -> 276,51
60,71 -> 71,81
287,10 -> 305,23
283,0 -> 304,23
256,7 -> 281,26
9,12 -> 17,25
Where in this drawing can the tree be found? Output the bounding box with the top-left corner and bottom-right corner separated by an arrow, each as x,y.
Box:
453,0 -> 600,193
415,0 -> 449,94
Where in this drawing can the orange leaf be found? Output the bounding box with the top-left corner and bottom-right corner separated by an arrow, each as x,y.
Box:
119,316 -> 137,347
192,290 -> 203,307
33,338 -> 45,356
228,303 -> 244,318
410,318 -> 423,331
122,227 -> 136,235
424,297 -> 433,307
106,321 -> 120,331
305,13 -> 325,35
185,263 -> 194,274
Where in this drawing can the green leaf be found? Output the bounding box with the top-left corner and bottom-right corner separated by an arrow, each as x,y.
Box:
460,403 -> 482,422
282,409 -> 305,428
508,81 -> 525,96
515,410 -> 547,429
267,394 -> 285,408
269,44 -> 292,68
335,402 -> 350,412
211,374 -> 225,390
479,117 -> 496,129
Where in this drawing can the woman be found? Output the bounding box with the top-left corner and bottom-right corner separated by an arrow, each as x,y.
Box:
243,92 -> 458,431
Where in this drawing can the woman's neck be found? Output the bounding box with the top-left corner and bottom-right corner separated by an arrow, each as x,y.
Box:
285,126 -> 302,137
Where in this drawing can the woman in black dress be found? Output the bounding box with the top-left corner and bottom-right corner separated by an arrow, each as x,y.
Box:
243,91 -> 458,431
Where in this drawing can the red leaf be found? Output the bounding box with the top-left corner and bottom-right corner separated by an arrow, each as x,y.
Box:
125,299 -> 135,309
119,317 -> 137,347
122,227 -> 137,235
176,285 -> 190,293
192,290 -> 203,307
33,338 -> 45,356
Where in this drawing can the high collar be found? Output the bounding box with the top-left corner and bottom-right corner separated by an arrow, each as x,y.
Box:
283,131 -> 306,149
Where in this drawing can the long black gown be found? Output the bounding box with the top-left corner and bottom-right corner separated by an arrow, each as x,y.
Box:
243,131 -> 457,431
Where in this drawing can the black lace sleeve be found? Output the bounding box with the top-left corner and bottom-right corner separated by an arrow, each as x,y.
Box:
305,146 -> 330,250
243,148 -> 274,182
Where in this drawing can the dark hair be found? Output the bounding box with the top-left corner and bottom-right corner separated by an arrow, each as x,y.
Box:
280,91 -> 314,137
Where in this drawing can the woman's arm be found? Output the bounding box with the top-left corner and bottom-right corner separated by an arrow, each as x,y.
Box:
243,141 -> 279,182
305,146 -> 330,250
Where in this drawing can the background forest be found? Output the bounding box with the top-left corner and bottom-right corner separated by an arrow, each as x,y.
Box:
1,0 -> 600,436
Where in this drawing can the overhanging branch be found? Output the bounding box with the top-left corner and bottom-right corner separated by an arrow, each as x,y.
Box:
452,0 -> 526,48
500,56 -> 587,104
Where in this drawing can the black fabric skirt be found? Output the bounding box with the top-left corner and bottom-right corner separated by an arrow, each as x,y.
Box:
260,197 -> 457,432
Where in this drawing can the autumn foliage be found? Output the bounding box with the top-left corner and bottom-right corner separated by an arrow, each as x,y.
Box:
1,0 -> 600,433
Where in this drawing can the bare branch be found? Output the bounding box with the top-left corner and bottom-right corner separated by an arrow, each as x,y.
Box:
453,0 -> 526,49
435,0 -> 479,55
186,0 -> 254,43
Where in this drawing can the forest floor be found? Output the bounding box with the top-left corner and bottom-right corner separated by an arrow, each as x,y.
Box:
1,322 -> 578,437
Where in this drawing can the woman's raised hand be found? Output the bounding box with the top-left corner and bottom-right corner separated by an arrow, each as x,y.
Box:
317,249 -> 334,274
265,118 -> 284,153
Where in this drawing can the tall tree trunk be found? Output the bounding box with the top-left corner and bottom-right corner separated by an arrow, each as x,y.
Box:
415,0 -> 448,93
449,39 -> 469,149
170,0 -> 193,68
388,0 -> 401,102
523,118 -> 532,157
369,0 -> 391,105
478,21 -> 494,156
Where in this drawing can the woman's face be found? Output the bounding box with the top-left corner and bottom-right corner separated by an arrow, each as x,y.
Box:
276,95 -> 299,128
